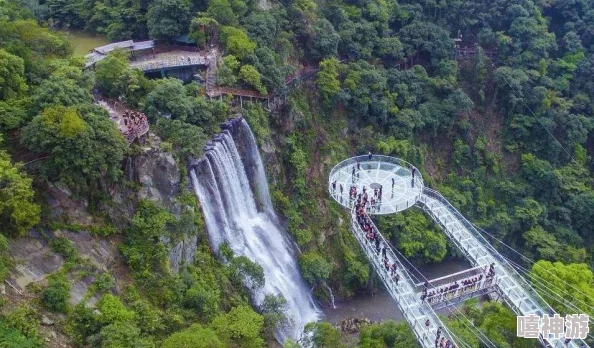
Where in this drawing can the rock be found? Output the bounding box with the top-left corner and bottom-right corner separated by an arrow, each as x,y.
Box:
49,331 -> 57,339
169,235 -> 198,273
68,276 -> 95,306
46,182 -> 92,225
133,144 -> 181,210
0,284 -> 5,295
7,232 -> 64,291
41,315 -> 54,326
340,317 -> 373,334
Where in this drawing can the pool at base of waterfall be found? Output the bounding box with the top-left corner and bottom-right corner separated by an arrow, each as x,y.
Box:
323,258 -> 481,326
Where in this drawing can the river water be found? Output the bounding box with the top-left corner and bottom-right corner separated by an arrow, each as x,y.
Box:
58,30 -> 109,57
323,258 -> 471,325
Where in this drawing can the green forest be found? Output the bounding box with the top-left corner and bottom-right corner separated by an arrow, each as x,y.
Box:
2,0 -> 594,346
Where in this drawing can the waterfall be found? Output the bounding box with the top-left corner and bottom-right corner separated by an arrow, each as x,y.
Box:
323,283 -> 337,309
190,118 -> 320,341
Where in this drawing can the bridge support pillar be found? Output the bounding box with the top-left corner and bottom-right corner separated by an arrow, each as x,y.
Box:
160,68 -> 165,78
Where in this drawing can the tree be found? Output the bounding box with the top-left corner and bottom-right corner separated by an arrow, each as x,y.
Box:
42,272 -> 70,312
30,75 -> 92,114
298,252 -> 331,286
530,261 -> 594,317
0,139 -> 40,237
147,0 -> 191,41
189,15 -> 219,47
307,19 -> 339,61
162,324 -> 224,348
304,322 -> 344,348
211,305 -> 265,348
99,321 -> 154,348
97,294 -> 135,324
144,78 -> 196,122
228,255 -> 265,290
154,119 -> 207,159
316,58 -> 341,106
377,210 -> 446,263
21,105 -> 127,192
239,65 -> 267,95
260,294 -> 288,334
0,49 -> 27,99
206,0 -> 236,26
358,320 -> 418,348
120,201 -> 173,283
94,51 -> 129,97
216,55 -> 239,86
221,26 -> 257,59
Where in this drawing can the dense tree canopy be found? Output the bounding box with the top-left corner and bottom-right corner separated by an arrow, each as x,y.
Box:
6,0 -> 594,346
21,105 -> 127,191
0,137 -> 40,237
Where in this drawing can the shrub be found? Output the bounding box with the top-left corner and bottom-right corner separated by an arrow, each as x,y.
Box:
42,273 -> 70,312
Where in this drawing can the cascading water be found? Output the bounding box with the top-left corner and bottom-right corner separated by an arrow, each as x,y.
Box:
190,118 -> 320,341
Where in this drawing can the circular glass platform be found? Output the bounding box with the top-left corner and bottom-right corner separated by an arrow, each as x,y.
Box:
328,155 -> 424,215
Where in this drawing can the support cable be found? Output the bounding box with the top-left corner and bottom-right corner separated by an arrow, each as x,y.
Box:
500,253 -> 594,324
447,306 -> 498,348
501,256 -> 594,342
371,222 -> 478,348
474,225 -> 594,306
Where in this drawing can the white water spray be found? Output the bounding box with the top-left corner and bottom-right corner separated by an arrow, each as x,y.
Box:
191,118 -> 320,341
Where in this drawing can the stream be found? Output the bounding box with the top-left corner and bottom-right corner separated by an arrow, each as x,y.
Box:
323,258 -> 472,325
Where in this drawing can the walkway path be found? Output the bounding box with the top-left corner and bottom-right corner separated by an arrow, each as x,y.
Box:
418,188 -> 584,348
129,51 -> 211,72
328,155 -> 423,215
329,155 -> 588,348
329,156 -> 458,348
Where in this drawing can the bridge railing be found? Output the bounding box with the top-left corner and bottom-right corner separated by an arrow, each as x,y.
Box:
328,155 -> 424,214
421,187 -> 552,313
131,56 -> 209,71
420,188 -> 587,348
329,155 -> 424,188
349,203 -> 458,348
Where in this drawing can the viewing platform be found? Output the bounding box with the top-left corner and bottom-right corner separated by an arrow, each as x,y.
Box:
328,155 -> 423,215
329,155 -> 588,348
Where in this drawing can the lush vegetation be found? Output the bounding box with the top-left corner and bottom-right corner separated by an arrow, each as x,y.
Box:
2,0 -> 594,346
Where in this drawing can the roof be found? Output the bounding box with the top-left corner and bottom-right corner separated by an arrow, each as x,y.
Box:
93,40 -> 134,54
85,40 -> 155,68
132,40 -> 155,50
84,52 -> 107,67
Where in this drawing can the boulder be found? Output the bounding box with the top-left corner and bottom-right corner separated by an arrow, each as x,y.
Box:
41,315 -> 54,326
340,317 -> 373,334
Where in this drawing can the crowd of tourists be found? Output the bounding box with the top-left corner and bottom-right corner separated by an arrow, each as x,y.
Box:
422,264 -> 496,304
122,109 -> 148,143
353,199 -> 400,285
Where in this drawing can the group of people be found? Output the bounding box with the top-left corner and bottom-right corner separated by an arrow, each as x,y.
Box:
122,109 -> 148,142
348,184 -> 384,211
423,322 -> 456,348
354,201 -> 400,285
421,264 -> 497,304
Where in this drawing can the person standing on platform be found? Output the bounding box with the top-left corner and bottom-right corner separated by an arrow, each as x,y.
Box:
368,152 -> 372,161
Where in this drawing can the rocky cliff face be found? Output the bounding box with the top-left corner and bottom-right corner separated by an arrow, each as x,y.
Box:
128,134 -> 198,273
130,133 -> 181,212
5,133 -> 196,314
